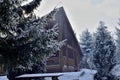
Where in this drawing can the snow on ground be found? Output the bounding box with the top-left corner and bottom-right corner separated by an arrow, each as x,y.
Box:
0,69 -> 97,80
0,76 -> 8,80
45,69 -> 97,80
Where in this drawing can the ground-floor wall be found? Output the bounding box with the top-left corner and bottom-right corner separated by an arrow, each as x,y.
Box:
46,56 -> 79,73
46,65 -> 62,73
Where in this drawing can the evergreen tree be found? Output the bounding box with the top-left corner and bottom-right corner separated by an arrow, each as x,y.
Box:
93,21 -> 116,80
0,0 -> 64,79
80,29 -> 94,69
115,19 -> 120,64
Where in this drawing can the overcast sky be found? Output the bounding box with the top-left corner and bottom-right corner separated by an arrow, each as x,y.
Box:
34,0 -> 120,39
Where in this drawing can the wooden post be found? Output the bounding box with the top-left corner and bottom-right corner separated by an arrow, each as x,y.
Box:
52,76 -> 59,80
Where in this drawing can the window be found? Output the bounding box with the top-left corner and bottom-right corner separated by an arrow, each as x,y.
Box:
68,48 -> 74,59
47,60 -> 59,65
62,46 -> 66,56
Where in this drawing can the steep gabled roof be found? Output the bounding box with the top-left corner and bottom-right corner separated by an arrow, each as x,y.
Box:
55,7 -> 82,56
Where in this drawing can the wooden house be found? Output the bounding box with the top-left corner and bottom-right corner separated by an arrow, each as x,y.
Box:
46,7 -> 82,72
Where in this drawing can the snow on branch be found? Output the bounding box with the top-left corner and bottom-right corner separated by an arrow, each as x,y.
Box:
21,0 -> 42,14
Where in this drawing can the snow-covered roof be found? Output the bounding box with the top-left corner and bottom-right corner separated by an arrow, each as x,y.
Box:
16,73 -> 63,78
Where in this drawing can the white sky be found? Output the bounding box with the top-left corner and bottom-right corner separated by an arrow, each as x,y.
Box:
34,0 -> 120,39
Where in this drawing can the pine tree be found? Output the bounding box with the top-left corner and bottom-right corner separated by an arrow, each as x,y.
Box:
0,0 -> 64,79
93,21 -> 116,80
80,29 -> 94,69
115,19 -> 120,64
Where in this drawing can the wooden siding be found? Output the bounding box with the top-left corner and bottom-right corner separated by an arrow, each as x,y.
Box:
47,7 -> 82,72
